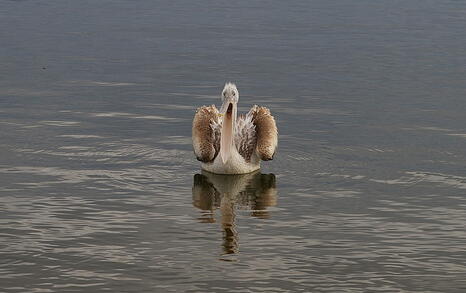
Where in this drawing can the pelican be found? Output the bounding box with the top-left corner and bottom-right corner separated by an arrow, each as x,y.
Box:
192,83 -> 278,174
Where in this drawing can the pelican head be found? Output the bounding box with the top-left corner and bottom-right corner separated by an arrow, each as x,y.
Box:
219,82 -> 239,164
220,82 -> 239,111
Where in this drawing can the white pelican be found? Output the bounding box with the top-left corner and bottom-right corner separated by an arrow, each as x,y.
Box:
192,82 -> 278,174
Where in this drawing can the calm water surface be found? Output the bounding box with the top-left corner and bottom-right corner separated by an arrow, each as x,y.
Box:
1,1 -> 466,292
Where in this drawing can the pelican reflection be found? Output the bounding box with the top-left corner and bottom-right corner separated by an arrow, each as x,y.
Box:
192,171 -> 277,256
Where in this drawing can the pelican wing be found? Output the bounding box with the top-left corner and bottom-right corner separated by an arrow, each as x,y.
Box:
192,105 -> 221,162
235,114 -> 257,162
249,105 -> 278,161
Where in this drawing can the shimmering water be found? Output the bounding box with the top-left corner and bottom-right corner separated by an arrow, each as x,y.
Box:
2,0 -> 466,292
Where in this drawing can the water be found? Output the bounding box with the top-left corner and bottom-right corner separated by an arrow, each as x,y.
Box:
1,0 -> 466,292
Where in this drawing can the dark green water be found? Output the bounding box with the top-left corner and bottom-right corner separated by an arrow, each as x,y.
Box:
1,0 -> 466,292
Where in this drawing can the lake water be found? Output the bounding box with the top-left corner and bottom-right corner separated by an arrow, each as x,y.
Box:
1,1 -> 466,292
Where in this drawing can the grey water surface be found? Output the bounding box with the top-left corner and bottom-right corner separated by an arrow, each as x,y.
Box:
1,0 -> 466,292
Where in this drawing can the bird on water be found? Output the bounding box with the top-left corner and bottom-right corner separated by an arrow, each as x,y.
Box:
192,82 -> 278,174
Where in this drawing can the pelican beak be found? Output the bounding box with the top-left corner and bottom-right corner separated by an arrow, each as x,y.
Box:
220,100 -> 235,164
219,98 -> 230,115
